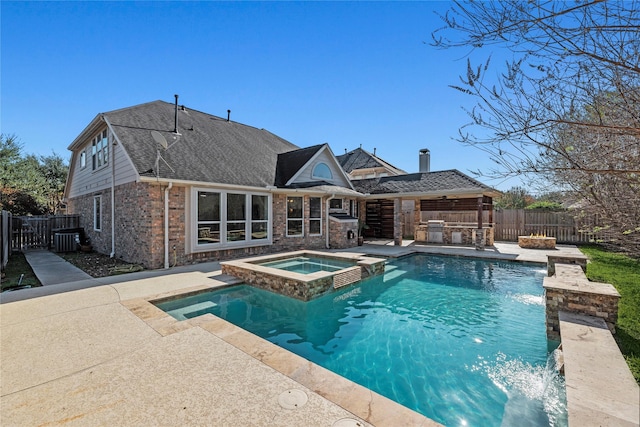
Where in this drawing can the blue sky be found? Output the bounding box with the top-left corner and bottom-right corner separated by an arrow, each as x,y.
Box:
1,1 -> 518,190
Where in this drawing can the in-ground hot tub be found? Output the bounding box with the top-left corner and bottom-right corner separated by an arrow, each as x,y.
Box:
221,250 -> 386,301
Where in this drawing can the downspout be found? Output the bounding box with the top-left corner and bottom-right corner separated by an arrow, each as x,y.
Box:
164,182 -> 173,269
110,133 -> 115,258
325,194 -> 336,249
102,115 -> 117,258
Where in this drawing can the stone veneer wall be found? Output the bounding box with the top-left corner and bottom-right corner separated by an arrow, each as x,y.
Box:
329,217 -> 358,249
414,225 -> 494,246
544,263 -> 620,341
221,263 -> 334,301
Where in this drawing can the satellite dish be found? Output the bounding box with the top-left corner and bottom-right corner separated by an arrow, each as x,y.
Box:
151,130 -> 168,150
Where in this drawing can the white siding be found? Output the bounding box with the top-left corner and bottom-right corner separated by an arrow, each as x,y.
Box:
67,129 -> 137,198
290,150 -> 351,187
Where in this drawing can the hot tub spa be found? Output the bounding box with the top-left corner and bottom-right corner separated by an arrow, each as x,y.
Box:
220,250 -> 386,301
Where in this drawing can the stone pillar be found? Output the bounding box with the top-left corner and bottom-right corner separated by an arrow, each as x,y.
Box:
413,199 -> 421,239
394,197 -> 402,246
475,228 -> 485,250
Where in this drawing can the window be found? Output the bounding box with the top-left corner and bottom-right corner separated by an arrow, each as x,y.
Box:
92,130 -> 109,170
197,191 -> 221,245
329,199 -> 343,210
93,196 -> 102,231
194,190 -> 270,248
312,162 -> 333,180
350,200 -> 358,217
80,151 -> 86,169
309,197 -> 322,235
227,193 -> 246,242
287,196 -> 303,236
251,195 -> 268,240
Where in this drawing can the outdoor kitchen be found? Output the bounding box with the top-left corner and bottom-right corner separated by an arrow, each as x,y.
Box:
414,220 -> 495,246
413,196 -> 495,247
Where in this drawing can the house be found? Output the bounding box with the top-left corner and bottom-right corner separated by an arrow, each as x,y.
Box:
64,98 -> 499,269
336,146 -> 407,180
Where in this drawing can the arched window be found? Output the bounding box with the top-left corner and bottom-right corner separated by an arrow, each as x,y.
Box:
312,163 -> 333,180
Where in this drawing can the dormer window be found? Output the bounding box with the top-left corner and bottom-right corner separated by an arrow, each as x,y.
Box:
312,162 -> 332,180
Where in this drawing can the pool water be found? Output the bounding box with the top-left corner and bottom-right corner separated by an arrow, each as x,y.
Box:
258,256 -> 356,274
156,254 -> 567,426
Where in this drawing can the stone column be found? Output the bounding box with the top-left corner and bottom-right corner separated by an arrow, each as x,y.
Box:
394,197 -> 402,246
475,196 -> 484,250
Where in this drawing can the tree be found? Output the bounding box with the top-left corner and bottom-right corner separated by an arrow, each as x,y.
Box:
432,1 -> 640,255
38,153 -> 68,214
0,134 -> 69,215
494,186 -> 534,209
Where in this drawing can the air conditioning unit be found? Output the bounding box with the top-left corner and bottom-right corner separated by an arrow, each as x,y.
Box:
54,233 -> 79,252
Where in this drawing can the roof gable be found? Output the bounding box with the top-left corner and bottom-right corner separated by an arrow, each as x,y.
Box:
276,144 -> 354,190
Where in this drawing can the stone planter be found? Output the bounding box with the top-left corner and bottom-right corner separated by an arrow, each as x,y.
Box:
518,236 -> 556,249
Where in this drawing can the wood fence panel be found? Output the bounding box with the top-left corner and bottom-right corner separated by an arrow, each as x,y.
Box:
7,215 -> 82,251
402,209 -> 415,238
493,209 -> 610,243
1,211 -> 10,270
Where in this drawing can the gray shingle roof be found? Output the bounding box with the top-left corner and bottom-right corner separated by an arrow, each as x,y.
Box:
336,147 -> 406,175
105,100 -> 299,187
351,170 -> 499,195
274,144 -> 325,187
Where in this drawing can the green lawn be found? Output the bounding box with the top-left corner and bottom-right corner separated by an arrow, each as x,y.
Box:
1,252 -> 41,291
579,245 -> 640,383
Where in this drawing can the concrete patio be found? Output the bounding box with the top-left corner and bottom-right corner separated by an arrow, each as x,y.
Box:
1,242 -> 636,426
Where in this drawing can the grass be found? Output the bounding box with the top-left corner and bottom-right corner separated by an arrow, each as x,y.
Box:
579,245 -> 640,383
1,252 -> 41,292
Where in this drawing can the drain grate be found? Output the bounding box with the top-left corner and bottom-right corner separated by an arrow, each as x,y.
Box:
332,418 -> 366,427
278,389 -> 308,409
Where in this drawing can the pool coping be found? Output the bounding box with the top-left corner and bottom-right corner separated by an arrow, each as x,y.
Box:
123,279 -> 441,427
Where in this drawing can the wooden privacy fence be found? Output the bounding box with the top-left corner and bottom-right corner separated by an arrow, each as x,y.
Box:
1,211 -> 13,271
413,208 -> 610,243
4,214 -> 81,252
493,209 -> 610,243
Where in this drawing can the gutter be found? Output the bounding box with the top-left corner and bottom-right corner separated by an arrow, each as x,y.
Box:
164,182 -> 173,269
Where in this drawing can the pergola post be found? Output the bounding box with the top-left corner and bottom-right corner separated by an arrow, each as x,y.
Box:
475,195 -> 485,250
394,197 -> 402,246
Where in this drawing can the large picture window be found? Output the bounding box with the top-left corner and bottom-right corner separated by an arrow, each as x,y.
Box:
194,189 -> 270,249
287,196 -> 303,236
309,197 -> 322,235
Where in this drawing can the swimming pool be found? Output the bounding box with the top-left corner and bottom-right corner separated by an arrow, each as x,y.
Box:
156,254 -> 567,426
